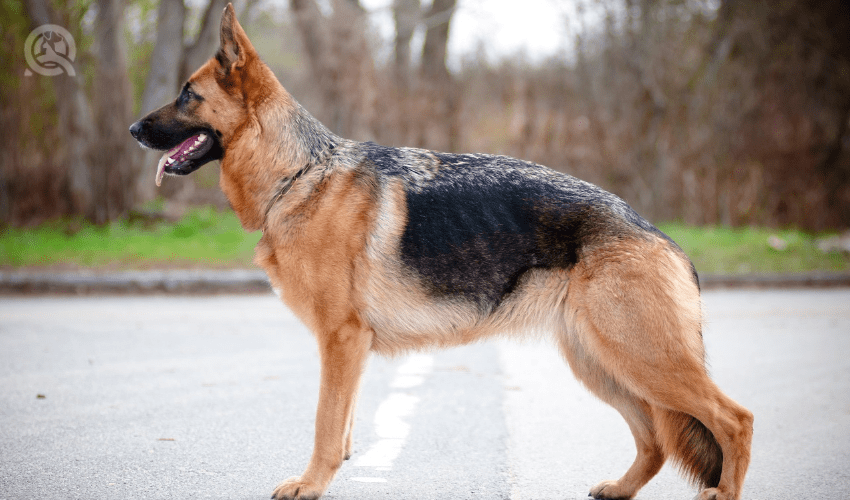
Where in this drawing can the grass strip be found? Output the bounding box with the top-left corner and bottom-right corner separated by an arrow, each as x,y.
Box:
658,223 -> 849,275
1,208 -> 847,274
1,206 -> 261,269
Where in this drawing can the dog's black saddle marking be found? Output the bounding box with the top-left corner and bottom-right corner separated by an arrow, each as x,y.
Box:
363,142 -> 673,311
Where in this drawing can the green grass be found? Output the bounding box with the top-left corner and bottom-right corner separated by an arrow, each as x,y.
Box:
1,208 -> 847,274
658,223 -> 849,275
0,206 -> 261,270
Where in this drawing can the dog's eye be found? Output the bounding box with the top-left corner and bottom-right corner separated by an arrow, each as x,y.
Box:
179,87 -> 202,106
177,87 -> 195,107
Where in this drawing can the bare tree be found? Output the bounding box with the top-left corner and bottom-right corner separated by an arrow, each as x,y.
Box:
419,0 -> 455,79
91,0 -> 136,223
22,0 -> 138,223
392,0 -> 420,86
139,2 -> 186,118
416,0 -> 458,151
290,0 -> 378,140
23,0 -> 95,218
181,0 -> 230,84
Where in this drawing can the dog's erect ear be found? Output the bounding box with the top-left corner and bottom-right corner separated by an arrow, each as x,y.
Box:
216,3 -> 254,76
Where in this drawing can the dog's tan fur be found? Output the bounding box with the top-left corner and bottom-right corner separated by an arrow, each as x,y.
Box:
131,5 -> 753,500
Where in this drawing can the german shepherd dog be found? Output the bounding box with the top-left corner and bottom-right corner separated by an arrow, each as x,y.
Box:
130,5 -> 753,500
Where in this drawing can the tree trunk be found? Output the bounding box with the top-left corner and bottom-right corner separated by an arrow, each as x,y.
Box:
331,0 -> 378,139
140,1 -> 186,115
290,0 -> 377,139
393,0 -> 420,85
181,0 -> 229,84
91,0 -> 135,223
417,0 -> 458,151
420,0 -> 455,80
290,0 -> 337,128
23,0 -> 96,218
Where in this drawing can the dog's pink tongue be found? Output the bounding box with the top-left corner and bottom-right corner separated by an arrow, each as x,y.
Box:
155,153 -> 169,187
154,134 -> 204,187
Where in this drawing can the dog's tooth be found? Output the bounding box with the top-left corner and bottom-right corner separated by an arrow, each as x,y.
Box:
188,146 -> 196,152
198,134 -> 207,141
166,158 -> 175,164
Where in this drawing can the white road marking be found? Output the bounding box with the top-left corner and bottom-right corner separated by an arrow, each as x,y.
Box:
354,393 -> 418,467
390,354 -> 434,388
353,354 -> 434,473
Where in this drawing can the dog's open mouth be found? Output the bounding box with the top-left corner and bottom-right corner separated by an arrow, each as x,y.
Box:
155,132 -> 220,186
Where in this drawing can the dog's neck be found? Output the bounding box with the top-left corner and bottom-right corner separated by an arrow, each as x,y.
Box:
219,70 -> 340,232
287,100 -> 339,166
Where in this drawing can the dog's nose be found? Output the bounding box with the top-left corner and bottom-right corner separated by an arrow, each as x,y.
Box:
129,120 -> 143,140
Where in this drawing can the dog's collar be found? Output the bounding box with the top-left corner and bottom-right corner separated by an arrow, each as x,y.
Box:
263,163 -> 312,229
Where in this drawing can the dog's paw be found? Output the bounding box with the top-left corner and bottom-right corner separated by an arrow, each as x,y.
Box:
694,487 -> 735,500
271,476 -> 325,500
589,479 -> 635,500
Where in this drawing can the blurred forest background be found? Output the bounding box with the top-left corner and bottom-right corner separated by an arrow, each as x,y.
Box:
2,0 -> 850,231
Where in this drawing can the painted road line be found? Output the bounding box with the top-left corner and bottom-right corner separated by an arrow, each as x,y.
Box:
390,354 -> 434,389
353,354 -> 434,477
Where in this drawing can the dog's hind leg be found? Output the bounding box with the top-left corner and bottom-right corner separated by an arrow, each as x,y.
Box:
589,400 -> 666,499
567,240 -> 753,500
557,332 -> 665,500
608,348 -> 752,500
271,316 -> 373,500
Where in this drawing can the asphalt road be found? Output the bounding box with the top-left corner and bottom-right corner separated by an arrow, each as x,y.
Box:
1,289 -> 848,500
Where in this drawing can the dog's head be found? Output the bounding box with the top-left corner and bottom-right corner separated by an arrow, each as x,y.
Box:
129,3 -> 263,186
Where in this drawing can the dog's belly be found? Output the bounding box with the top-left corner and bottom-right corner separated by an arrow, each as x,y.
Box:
359,264 -> 570,355
359,268 -> 483,353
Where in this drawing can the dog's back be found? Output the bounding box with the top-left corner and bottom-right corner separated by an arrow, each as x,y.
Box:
362,141 -> 696,308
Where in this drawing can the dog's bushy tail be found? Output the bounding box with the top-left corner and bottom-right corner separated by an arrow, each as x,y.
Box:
654,407 -> 723,489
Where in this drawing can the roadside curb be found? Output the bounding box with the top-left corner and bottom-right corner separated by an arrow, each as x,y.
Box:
699,272 -> 850,289
0,269 -> 271,295
1,269 -> 849,295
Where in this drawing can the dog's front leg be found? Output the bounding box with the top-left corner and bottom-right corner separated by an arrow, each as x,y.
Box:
272,318 -> 372,500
